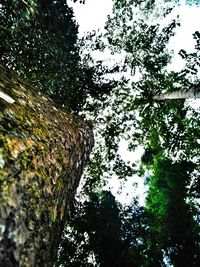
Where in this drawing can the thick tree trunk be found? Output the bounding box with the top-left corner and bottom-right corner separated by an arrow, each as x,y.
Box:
153,88 -> 200,100
0,64 -> 94,267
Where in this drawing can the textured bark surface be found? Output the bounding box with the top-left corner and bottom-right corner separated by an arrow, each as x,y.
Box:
0,64 -> 94,267
153,88 -> 200,100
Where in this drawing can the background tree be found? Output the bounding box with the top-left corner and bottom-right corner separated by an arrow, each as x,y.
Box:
103,1 -> 200,266
57,190 -> 148,267
58,0 -> 200,266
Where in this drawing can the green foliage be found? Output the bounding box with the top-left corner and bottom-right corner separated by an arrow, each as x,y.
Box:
1,0 -> 200,266
77,1 -> 200,266
56,0 -> 200,265
0,0 -> 115,112
146,158 -> 200,266
56,190 -> 148,267
105,0 -> 200,161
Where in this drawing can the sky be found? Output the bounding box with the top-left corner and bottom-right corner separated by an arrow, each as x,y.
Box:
69,0 -> 200,65
168,5 -> 200,70
68,0 -> 200,205
68,0 -> 113,35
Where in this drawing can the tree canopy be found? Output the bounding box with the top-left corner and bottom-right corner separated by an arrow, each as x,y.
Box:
0,0 -> 116,112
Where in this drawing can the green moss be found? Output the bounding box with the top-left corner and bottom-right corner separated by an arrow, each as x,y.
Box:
0,169 -> 8,181
1,180 -> 9,195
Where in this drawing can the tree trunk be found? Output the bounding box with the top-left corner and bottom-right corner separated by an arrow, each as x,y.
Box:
0,64 -> 94,267
153,88 -> 200,100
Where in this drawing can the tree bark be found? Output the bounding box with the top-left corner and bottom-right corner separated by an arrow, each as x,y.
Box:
0,64 -> 94,267
153,88 -> 200,100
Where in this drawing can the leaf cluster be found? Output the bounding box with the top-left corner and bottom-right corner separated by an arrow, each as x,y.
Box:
0,0 -> 115,112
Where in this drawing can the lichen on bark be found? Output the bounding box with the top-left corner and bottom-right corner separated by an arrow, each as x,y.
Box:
0,64 -> 94,267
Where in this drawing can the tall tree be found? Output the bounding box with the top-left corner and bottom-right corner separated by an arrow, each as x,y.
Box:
1,0 -> 199,266
0,64 -> 94,267
103,1 -> 200,266
103,0 -> 200,160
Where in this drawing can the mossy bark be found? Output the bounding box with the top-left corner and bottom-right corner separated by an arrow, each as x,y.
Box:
0,64 -> 94,267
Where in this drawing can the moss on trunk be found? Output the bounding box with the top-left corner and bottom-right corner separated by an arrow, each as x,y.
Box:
0,64 -> 94,267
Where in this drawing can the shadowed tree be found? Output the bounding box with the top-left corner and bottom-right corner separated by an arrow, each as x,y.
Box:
57,190 -> 148,267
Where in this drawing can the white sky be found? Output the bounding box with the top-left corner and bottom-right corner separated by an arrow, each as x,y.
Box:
69,0 -> 200,205
69,0 -> 200,68
168,5 -> 200,71
69,0 -> 113,35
